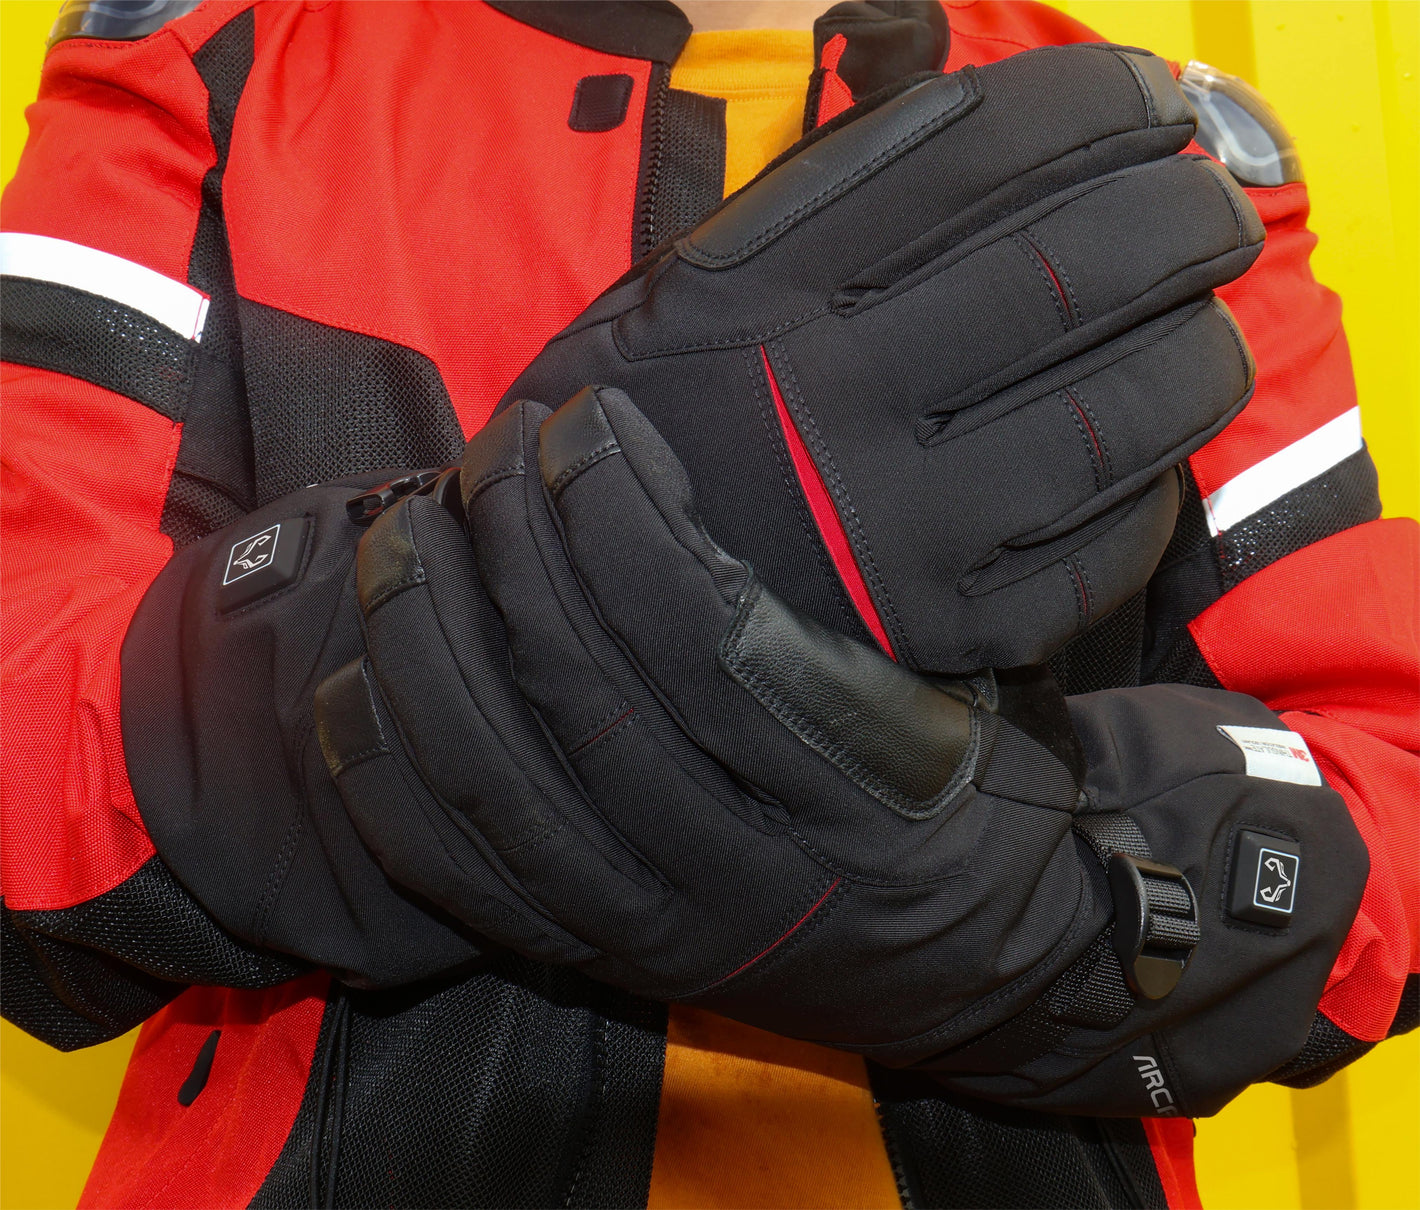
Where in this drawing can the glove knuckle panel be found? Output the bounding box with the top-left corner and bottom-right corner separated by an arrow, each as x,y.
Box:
681,71 -> 981,269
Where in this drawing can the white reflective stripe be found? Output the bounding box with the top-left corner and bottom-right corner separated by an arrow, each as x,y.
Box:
0,231 -> 209,341
1202,407 -> 1363,535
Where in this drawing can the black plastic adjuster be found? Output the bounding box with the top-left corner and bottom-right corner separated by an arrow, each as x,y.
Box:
1107,854 -> 1199,1000
346,470 -> 444,527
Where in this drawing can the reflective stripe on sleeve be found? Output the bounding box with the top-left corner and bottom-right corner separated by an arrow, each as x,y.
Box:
0,231 -> 209,341
1202,407 -> 1363,535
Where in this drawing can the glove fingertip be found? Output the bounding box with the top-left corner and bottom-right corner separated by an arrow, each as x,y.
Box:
538,385 -> 625,499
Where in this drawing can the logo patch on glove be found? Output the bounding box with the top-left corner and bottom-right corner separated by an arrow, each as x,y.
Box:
1217,724 -> 1322,786
1228,830 -> 1302,926
217,517 -> 310,613
224,525 -> 281,583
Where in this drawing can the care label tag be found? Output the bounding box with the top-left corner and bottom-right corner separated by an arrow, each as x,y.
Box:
1217,725 -> 1322,786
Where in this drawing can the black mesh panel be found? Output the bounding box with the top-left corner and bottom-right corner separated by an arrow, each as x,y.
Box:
1141,465 -> 1222,680
1215,446 -> 1380,591
2,904 -> 182,1050
1049,590 -> 1146,696
8,857 -> 306,989
1143,630 -> 1224,689
238,298 -> 467,504
633,72 -> 727,260
252,958 -> 667,1210
651,89 -> 727,244
1272,974 -> 1418,1089
1269,1012 -> 1375,1090
0,278 -> 196,419
873,1069 -> 1167,1210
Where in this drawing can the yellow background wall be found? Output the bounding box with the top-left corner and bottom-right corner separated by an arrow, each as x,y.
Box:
2,2 -> 1416,1208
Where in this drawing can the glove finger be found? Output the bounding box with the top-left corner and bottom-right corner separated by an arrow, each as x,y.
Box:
957,472 -> 1182,670
539,387 -> 983,872
315,656 -> 601,968
465,397 -> 876,986
352,489 -> 668,928
462,399 -> 796,848
825,155 -> 1263,427
782,296 -> 1250,673
938,297 -> 1252,523
461,401 -> 635,773
663,46 -> 1193,302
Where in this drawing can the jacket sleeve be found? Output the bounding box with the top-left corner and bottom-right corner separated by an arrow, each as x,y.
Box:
1141,175 -> 1419,1078
0,6 -> 303,1051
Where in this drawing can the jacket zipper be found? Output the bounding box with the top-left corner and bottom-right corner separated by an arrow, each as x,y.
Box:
635,64 -> 672,260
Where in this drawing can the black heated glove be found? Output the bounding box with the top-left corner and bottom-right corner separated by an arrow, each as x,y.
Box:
503,43 -> 1264,672
121,471 -> 484,986
315,386 -> 1366,1117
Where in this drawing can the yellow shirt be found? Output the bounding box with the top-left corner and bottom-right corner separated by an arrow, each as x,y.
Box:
647,30 -> 902,1210
670,29 -> 816,195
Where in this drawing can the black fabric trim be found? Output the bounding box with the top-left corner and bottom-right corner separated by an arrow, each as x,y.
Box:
250,959 -> 667,1210
163,5 -> 258,545
486,1 -> 691,63
872,1067 -> 1168,1209
1216,445 -> 1381,591
8,856 -> 307,990
569,73 -> 636,133
1,902 -> 180,1051
807,1 -> 949,124
641,88 -> 727,250
0,277 -> 195,420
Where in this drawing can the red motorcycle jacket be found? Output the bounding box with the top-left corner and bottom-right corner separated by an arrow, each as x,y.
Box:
2,2 -> 1415,1207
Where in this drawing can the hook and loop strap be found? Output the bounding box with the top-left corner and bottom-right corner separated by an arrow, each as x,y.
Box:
924,814 -> 1198,1073
1074,814 -> 1199,1001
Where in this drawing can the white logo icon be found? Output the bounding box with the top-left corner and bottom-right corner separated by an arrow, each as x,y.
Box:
223,524 -> 281,585
1253,847 -> 1299,914
1258,856 -> 1293,903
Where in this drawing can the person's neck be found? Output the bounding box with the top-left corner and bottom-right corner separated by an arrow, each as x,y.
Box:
676,1 -> 830,32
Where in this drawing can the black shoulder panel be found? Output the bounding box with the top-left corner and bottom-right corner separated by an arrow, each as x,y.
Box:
1179,61 -> 1303,187
48,0 -> 202,49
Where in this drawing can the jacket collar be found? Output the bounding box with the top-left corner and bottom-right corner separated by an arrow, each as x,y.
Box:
483,1 -> 947,77
485,2 -> 692,64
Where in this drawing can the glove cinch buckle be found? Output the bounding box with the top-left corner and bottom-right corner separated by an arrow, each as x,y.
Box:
346,469 -> 455,527
1107,854 -> 1199,1000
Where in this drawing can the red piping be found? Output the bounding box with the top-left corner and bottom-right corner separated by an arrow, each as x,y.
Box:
760,346 -> 896,657
1021,232 -> 1075,327
711,878 -> 842,987
1063,387 -> 1105,476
